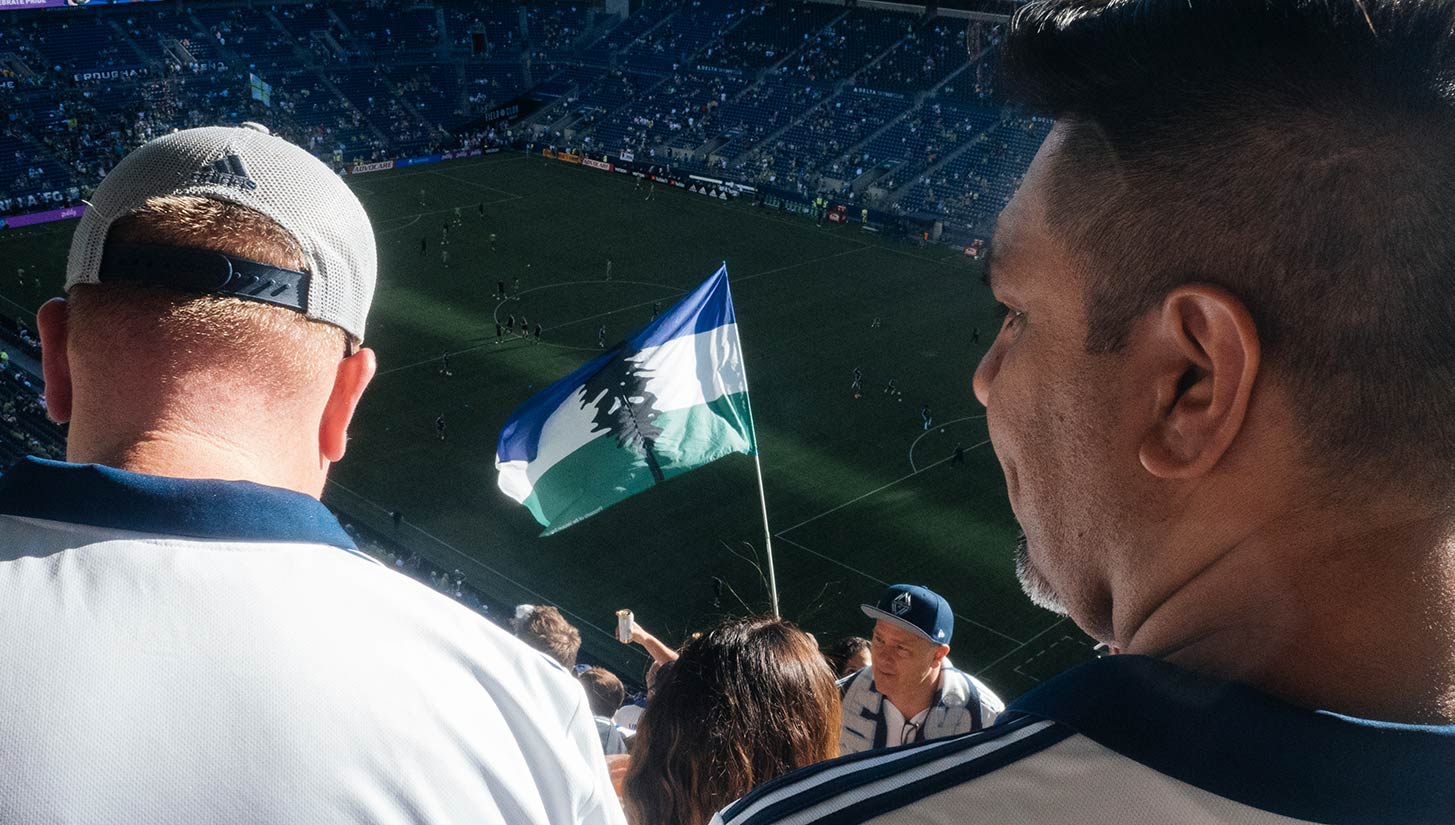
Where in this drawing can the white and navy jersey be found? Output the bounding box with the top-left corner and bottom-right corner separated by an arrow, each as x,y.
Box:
0,457 -> 626,825
838,665 -> 1003,754
715,656 -> 1455,824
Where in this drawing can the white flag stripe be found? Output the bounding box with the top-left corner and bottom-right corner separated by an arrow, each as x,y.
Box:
495,323 -> 746,502
497,458 -> 533,504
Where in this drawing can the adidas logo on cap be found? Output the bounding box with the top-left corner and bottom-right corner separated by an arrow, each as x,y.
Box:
194,153 -> 257,191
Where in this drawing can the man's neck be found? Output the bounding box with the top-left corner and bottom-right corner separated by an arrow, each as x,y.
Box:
1122,507 -> 1455,724
66,422 -> 320,498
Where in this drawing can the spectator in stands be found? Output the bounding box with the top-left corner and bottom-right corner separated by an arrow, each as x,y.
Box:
624,616 -> 840,825
3,125 -> 623,825
838,585 -> 1002,754
717,0 -> 1455,822
613,618 -> 680,734
580,666 -> 630,756
514,603 -> 583,669
823,635 -> 871,679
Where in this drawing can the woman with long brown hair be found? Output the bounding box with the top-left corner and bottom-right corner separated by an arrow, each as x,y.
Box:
622,616 -> 841,825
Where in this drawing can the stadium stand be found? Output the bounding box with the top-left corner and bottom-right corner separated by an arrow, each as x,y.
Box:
2,0 -> 1039,244
780,7 -> 916,88
695,0 -> 841,72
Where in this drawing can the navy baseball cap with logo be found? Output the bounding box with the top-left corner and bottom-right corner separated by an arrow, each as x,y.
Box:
861,584 -> 954,645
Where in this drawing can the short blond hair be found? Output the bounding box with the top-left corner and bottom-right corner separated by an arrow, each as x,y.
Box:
68,196 -> 349,394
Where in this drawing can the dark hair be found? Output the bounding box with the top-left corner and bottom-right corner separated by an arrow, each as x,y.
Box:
623,617 -> 841,825
579,666 -> 626,719
513,605 -> 582,669
824,635 -> 872,678
1004,0 -> 1455,489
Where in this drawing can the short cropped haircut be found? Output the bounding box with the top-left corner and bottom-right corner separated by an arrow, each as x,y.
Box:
1004,0 -> 1455,490
579,666 -> 626,718
514,605 -> 582,669
68,196 -> 349,395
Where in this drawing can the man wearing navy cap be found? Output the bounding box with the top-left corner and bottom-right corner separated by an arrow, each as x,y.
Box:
839,584 -> 1004,754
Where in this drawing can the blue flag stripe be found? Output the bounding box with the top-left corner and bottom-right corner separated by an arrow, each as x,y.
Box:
496,264 -> 734,465
627,263 -> 734,351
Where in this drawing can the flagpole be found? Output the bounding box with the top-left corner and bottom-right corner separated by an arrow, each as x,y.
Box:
750,445 -> 781,619
725,261 -> 781,619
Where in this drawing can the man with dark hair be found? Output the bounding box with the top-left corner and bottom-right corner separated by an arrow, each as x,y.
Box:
716,1 -> 1455,822
514,604 -> 583,669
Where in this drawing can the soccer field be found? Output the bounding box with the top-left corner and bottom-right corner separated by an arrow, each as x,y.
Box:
1,151 -> 1095,697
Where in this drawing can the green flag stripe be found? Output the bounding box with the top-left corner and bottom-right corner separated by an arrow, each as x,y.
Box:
522,392 -> 755,535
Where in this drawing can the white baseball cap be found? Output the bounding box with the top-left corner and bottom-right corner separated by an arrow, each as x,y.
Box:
65,123 -> 377,341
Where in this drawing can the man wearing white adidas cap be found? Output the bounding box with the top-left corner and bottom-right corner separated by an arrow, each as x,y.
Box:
839,584 -> 1003,754
0,125 -> 624,825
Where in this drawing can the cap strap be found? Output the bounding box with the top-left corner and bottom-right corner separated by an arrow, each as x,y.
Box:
97,243 -> 310,313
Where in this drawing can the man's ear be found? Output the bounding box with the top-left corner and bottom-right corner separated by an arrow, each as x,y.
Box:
319,346 -> 377,463
1138,285 -> 1260,479
932,644 -> 951,665
36,298 -> 73,424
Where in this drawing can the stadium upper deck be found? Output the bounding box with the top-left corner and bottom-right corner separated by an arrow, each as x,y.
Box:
0,0 -> 1039,236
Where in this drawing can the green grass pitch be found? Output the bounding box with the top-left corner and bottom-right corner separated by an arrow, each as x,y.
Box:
0,151 -> 1095,697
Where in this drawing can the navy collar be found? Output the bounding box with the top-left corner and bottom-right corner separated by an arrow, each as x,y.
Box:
1008,655 -> 1455,824
0,456 -> 357,550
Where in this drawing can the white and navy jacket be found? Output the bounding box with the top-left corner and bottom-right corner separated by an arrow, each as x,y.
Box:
716,655 -> 1455,824
838,665 -> 1004,754
0,457 -> 626,825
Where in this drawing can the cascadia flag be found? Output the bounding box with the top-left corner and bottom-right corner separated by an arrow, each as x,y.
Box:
496,264 -> 754,535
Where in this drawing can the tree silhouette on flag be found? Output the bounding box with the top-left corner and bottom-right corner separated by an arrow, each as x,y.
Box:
579,347 -> 666,483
